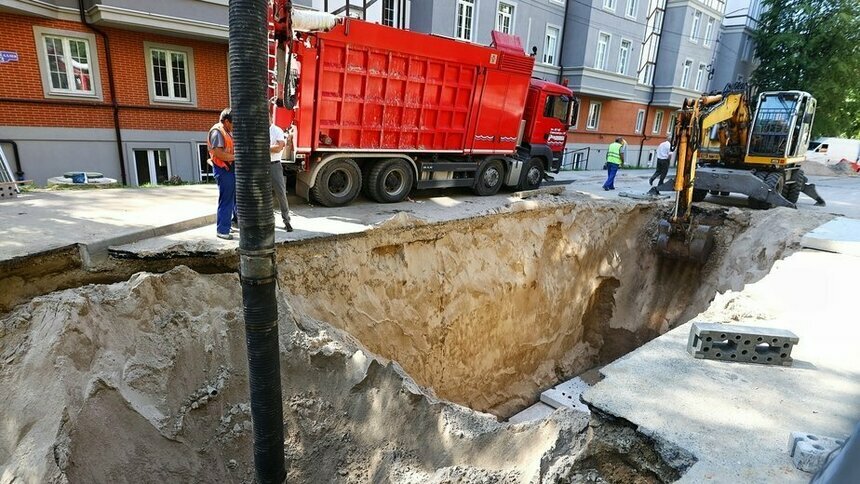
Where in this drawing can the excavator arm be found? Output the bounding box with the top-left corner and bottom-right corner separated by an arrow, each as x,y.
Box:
657,91 -> 751,263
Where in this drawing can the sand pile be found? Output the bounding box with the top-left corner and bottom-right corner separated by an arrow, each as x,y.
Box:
801,160 -> 859,177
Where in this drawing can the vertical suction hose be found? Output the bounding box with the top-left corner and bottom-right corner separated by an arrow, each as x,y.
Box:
228,0 -> 286,482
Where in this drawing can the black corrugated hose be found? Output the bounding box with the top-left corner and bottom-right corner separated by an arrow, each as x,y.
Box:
228,0 -> 286,482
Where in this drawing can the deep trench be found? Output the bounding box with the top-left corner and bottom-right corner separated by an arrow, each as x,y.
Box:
0,198 -> 814,483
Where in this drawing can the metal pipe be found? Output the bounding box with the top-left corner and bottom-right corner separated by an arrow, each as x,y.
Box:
229,0 -> 285,482
78,0 -> 127,185
0,139 -> 24,180
557,0 -> 570,83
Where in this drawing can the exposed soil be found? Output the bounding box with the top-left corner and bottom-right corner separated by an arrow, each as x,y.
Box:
0,197 -> 830,483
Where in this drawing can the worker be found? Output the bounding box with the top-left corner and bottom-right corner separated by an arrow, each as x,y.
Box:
269,112 -> 293,232
208,108 -> 236,240
603,137 -> 625,191
650,136 -> 673,187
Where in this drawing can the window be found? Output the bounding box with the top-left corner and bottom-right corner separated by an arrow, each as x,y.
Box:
618,39 -> 632,75
667,112 -> 676,135
382,0 -> 396,27
625,0 -> 638,18
145,43 -> 196,104
134,149 -> 171,186
695,63 -> 706,91
544,95 -> 572,122
570,99 -> 579,128
543,25 -> 560,65
456,0 -> 476,41
496,2 -> 514,34
635,109 -> 645,133
33,27 -> 102,99
703,17 -> 715,47
681,59 -> 693,88
743,36 -> 754,61
652,110 -> 664,134
690,10 -> 702,42
198,143 -> 214,183
595,32 -> 610,70
603,0 -> 617,11
586,102 -> 601,130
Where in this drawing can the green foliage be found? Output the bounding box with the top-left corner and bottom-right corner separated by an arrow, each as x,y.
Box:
752,0 -> 860,138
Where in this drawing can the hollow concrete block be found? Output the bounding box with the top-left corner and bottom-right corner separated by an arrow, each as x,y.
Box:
539,377 -> 591,414
788,431 -> 846,473
687,322 -> 799,366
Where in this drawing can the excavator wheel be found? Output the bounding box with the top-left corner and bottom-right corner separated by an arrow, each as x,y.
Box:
782,169 -> 805,204
656,220 -> 716,264
748,171 -> 784,209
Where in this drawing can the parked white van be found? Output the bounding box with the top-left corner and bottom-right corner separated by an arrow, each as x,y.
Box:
806,137 -> 860,165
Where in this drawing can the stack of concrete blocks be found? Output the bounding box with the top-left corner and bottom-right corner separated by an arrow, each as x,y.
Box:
688,322 -> 799,366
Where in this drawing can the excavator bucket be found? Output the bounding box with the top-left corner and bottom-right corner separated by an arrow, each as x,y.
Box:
656,220 -> 716,264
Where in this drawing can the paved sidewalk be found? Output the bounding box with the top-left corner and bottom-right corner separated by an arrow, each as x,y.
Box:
0,185 -> 217,261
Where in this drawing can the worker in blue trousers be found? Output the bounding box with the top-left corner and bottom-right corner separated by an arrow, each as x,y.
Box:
603,137 -> 626,191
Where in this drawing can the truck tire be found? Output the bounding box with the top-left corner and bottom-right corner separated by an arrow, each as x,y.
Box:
519,157 -> 544,190
360,161 -> 375,199
473,158 -> 505,196
367,158 -> 414,203
310,158 -> 362,207
782,169 -> 806,204
692,189 -> 708,202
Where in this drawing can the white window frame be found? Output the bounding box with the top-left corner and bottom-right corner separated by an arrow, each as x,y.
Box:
33,27 -> 103,100
495,1 -> 516,35
543,24 -> 560,65
455,0 -> 477,42
144,42 -> 197,106
133,149 -> 172,186
681,59 -> 693,88
690,9 -> 702,43
695,63 -> 706,91
197,143 -> 214,183
703,17 -> 715,47
667,112 -> 677,136
625,0 -> 638,19
651,109 -> 663,134
634,109 -> 645,133
586,101 -> 602,130
743,35 -> 754,61
382,0 -> 397,27
595,32 -> 611,71
603,0 -> 617,12
652,110 -> 664,134
617,39 -> 632,75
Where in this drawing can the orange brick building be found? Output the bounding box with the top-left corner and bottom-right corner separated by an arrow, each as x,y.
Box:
0,1 -> 230,186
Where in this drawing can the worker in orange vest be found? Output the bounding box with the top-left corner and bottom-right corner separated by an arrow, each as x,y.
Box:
208,108 -> 237,240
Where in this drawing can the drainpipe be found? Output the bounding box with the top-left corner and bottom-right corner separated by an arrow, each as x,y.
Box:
636,1 -> 669,168
78,0 -> 127,185
229,0 -> 285,482
556,0 -> 570,84
0,139 -> 24,180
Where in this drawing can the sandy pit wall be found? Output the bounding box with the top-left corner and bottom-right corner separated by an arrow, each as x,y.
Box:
274,197 -> 828,417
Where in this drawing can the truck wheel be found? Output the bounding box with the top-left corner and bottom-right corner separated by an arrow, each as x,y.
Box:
692,189 -> 708,202
473,159 -> 504,196
310,158 -> 362,207
368,158 -> 414,203
782,169 -> 805,204
519,157 -> 544,190
360,161 -> 375,199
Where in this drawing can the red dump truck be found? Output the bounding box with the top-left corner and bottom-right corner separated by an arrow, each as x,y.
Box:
275,18 -> 574,206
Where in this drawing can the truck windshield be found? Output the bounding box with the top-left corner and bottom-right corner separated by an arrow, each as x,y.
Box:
544,95 -> 571,123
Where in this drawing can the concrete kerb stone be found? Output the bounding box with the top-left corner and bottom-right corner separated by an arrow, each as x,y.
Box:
788,431 -> 847,473
539,377 -> 591,415
687,322 -> 799,366
82,213 -> 216,267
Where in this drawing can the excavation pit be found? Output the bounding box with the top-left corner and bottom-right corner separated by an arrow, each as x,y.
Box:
0,197 -> 828,482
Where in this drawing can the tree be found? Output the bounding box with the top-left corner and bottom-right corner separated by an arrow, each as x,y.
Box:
752,0 -> 860,138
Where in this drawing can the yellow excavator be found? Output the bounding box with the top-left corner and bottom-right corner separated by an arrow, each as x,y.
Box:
655,83 -> 825,263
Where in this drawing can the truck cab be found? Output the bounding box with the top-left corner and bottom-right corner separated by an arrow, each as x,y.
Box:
521,79 -> 575,173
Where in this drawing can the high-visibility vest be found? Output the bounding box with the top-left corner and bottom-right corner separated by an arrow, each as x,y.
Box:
607,142 -> 623,165
207,123 -> 234,169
